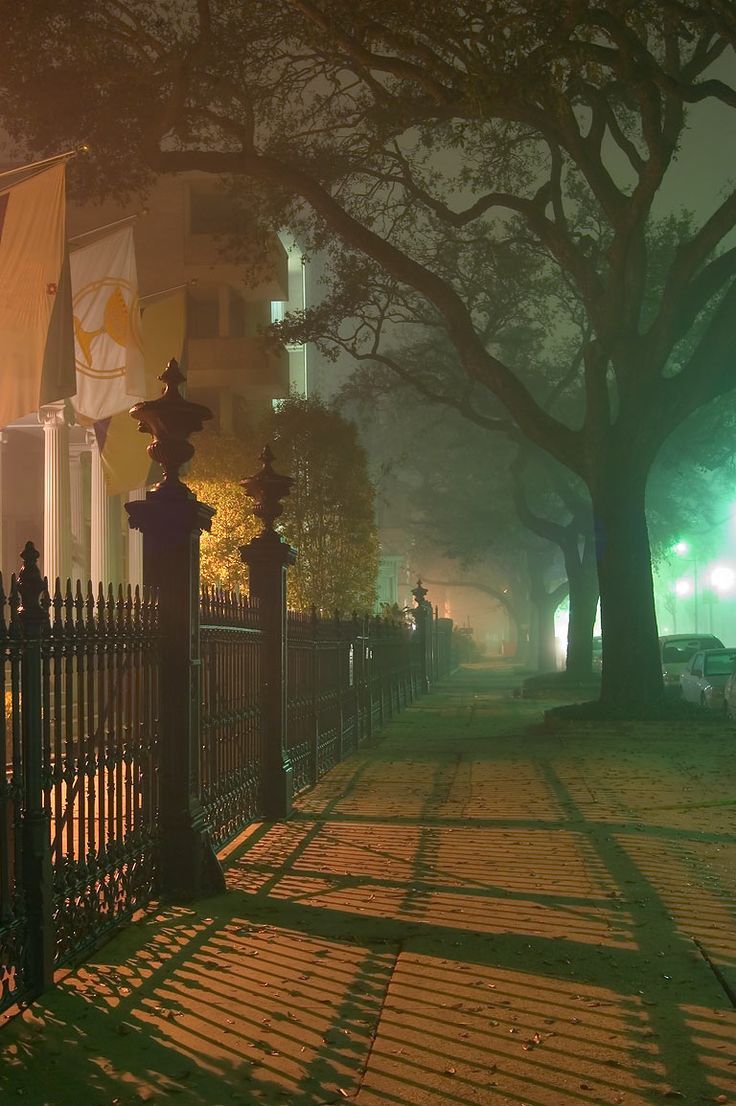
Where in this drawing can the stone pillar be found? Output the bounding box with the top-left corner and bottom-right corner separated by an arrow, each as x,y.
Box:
40,405 -> 72,587
240,445 -> 296,820
412,579 -> 432,693
125,358 -> 224,900
90,438 -> 122,588
17,542 -> 54,996
126,488 -> 145,589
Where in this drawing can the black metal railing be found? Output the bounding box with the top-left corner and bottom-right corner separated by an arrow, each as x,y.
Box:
1,533 -> 453,1020
46,580 -> 160,966
0,575 -> 25,1015
0,565 -> 159,1016
0,548 -> 453,1019
200,586 -> 265,849
284,612 -> 420,794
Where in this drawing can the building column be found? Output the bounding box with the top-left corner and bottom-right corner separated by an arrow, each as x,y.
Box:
69,438 -> 89,585
40,405 -> 72,587
126,487 -> 145,589
90,438 -> 121,588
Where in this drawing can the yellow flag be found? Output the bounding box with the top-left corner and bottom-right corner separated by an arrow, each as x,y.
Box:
96,291 -> 186,494
0,163 -> 67,426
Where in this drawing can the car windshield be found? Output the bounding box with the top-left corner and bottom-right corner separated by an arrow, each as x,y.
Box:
662,638 -> 722,664
704,653 -> 736,677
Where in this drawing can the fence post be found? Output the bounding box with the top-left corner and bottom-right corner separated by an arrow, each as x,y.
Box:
240,446 -> 296,820
363,616 -> 373,741
412,580 -> 432,693
334,612 -> 344,762
125,360 -> 225,901
309,606 -> 319,784
17,542 -> 54,995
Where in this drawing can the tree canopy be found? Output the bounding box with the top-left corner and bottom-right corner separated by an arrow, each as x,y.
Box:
188,396 -> 379,613
3,0 -> 736,707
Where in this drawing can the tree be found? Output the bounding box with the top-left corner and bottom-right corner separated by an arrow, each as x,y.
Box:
188,396 -> 379,612
3,2 -> 736,708
187,430 -> 258,591
266,395 -> 379,612
346,385 -> 568,671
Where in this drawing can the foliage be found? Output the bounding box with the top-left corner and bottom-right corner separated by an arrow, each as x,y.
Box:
187,431 -> 257,592
267,395 -> 379,613
187,396 -> 379,612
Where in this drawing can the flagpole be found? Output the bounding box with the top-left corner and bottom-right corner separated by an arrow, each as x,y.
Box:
68,213 -> 139,248
0,145 -> 88,182
139,281 -> 195,305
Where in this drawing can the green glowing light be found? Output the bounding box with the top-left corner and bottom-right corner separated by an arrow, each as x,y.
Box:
710,565 -> 735,592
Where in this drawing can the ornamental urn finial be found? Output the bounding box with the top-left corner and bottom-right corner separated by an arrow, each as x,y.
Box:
412,579 -> 429,607
128,358 -> 212,489
240,444 -> 294,533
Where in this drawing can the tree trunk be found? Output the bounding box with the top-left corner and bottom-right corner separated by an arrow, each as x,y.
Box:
592,470 -> 662,706
527,552 -> 566,673
533,593 -> 560,672
564,536 -> 599,679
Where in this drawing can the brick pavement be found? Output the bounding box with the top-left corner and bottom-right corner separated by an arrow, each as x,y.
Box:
1,663 -> 734,1106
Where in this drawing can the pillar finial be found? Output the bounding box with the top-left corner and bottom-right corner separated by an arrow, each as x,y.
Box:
412,579 -> 429,606
240,444 -> 294,534
128,358 -> 212,489
18,541 -> 46,622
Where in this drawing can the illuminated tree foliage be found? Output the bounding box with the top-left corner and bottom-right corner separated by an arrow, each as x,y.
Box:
269,396 -> 379,612
2,1 -> 736,708
187,431 -> 258,593
188,397 -> 379,612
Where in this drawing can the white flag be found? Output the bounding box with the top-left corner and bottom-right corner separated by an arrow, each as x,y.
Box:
0,163 -> 68,426
70,226 -> 145,419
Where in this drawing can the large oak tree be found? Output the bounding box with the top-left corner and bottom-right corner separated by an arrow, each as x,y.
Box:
2,0 -> 736,706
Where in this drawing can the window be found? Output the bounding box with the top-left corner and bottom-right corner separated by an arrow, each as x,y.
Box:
187,294 -> 219,339
705,653 -> 736,677
189,186 -> 244,235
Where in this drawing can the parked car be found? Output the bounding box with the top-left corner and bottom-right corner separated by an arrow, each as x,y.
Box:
680,648 -> 736,710
723,671 -> 736,719
660,634 -> 724,694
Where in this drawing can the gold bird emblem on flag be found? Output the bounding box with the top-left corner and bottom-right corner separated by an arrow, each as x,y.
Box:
73,277 -> 141,378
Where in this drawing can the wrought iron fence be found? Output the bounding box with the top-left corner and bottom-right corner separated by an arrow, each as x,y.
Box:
0,560 -> 159,1017
46,579 -> 160,966
200,586 -> 265,849
0,543 -> 452,1019
285,612 -> 420,795
0,575 -> 25,1016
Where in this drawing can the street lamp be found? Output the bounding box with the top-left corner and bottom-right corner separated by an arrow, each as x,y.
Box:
710,564 -> 735,592
673,540 -> 699,632
706,564 -> 736,637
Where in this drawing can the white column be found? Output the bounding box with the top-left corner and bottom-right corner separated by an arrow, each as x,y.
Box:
126,487 -> 145,590
69,438 -> 89,585
40,405 -> 72,588
90,439 -> 121,588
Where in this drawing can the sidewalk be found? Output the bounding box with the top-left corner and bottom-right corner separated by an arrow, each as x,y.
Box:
1,663 -> 735,1106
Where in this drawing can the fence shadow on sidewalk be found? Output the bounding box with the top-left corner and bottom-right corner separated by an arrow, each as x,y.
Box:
1,668 -> 735,1106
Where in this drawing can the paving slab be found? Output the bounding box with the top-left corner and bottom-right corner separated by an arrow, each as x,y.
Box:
1,663 -> 734,1106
